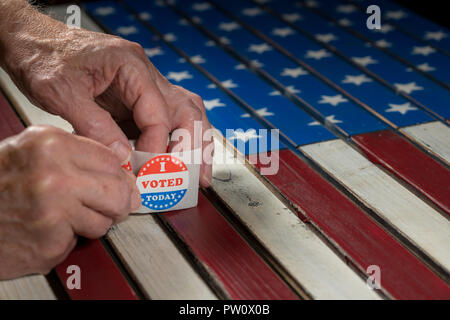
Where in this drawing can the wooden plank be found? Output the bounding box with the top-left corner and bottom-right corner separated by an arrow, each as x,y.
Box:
0,275 -> 56,300
255,149 -> 450,299
353,129 -> 450,215
54,239 -> 138,300
401,121 -> 450,165
162,193 -> 298,300
211,137 -> 381,299
301,139 -> 450,274
106,215 -> 217,299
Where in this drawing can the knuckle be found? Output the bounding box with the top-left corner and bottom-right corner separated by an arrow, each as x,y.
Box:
186,103 -> 203,121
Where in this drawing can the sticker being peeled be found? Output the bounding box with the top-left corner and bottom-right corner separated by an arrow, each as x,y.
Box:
137,155 -> 188,211
123,147 -> 200,214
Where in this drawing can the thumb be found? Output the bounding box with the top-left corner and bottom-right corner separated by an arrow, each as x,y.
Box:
66,98 -> 132,163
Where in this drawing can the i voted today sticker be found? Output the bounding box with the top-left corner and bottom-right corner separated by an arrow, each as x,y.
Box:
136,155 -> 189,211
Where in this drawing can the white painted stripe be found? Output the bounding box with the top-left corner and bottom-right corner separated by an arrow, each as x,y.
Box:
401,121 -> 450,165
0,275 -> 56,300
107,216 -> 217,299
302,139 -> 450,273
212,136 -> 381,299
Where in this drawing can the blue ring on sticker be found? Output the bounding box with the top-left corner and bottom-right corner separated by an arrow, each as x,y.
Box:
137,155 -> 189,211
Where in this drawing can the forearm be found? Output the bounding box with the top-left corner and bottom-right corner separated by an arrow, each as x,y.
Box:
0,0 -> 74,95
0,1 -> 65,75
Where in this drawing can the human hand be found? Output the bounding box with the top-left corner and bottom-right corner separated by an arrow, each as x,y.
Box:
0,126 -> 140,279
1,2 -> 213,186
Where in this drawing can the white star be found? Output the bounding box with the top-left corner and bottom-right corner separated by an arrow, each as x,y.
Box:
248,43 -> 273,54
424,31 -> 447,41
305,49 -> 331,60
394,82 -> 424,94
138,12 -> 152,20
318,94 -> 348,106
272,27 -> 295,37
412,46 -> 436,56
241,107 -> 274,117
352,56 -> 378,67
163,33 -> 177,42
282,13 -> 302,22
374,39 -> 392,48
315,33 -> 338,43
386,102 -> 417,115
413,62 -> 436,72
190,55 -> 206,64
385,10 -> 407,20
336,4 -> 357,14
219,21 -> 240,32
192,2 -> 211,11
374,24 -> 394,34
228,129 -> 261,143
117,26 -> 138,36
204,98 -> 226,111
338,18 -> 353,26
145,47 -> 164,57
269,85 -> 300,96
308,115 -> 342,126
234,59 -> 264,70
95,6 -> 115,16
166,71 -> 193,82
208,79 -> 238,89
242,7 -> 264,17
342,74 -> 373,86
281,67 -> 308,78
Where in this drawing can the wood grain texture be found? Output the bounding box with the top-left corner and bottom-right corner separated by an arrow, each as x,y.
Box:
211,138 -> 381,299
401,122 -> 450,165
164,193 -> 298,300
106,215 -> 217,299
255,148 -> 450,299
302,140 -> 450,274
54,239 -> 138,300
0,275 -> 56,300
353,130 -> 450,215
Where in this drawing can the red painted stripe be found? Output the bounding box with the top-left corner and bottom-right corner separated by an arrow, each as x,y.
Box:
353,130 -> 450,215
165,193 -> 298,300
0,91 -> 138,300
55,239 -> 138,300
255,149 -> 450,299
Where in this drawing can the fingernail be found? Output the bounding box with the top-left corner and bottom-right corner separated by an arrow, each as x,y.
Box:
131,189 -> 142,211
109,141 -> 131,164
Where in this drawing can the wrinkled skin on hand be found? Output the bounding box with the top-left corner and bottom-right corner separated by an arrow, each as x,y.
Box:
1,4 -> 213,186
0,126 -> 141,279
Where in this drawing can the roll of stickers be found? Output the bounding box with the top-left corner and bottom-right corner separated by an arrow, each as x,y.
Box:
122,148 -> 201,214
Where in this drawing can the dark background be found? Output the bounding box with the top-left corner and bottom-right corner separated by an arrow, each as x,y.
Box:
36,0 -> 449,29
